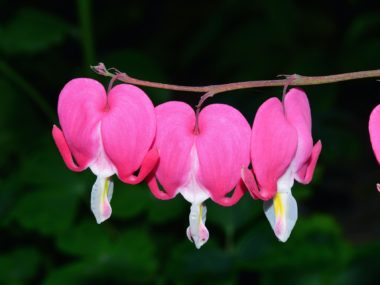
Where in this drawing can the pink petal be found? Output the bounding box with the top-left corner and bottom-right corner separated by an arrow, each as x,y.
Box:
250,98 -> 298,200
101,84 -> 156,181
296,140 -> 322,184
56,78 -> 106,169
369,105 -> 380,165
122,147 -> 159,184
148,101 -> 195,199
213,180 -> 246,206
283,88 -> 314,172
52,125 -> 86,172
196,104 -> 251,206
146,175 -> 173,200
241,167 -> 260,199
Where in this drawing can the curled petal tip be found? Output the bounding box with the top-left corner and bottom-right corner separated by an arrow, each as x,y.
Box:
241,167 -> 275,201
296,139 -> 322,185
241,167 -> 259,199
120,147 -> 160,185
376,184 -> 380,192
147,175 -> 175,200
52,125 -> 86,172
212,179 -> 246,206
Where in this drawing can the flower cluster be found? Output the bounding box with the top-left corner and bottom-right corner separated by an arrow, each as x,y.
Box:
53,78 -> 322,249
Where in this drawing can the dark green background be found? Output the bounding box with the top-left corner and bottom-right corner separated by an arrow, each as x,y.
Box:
1,0 -> 380,284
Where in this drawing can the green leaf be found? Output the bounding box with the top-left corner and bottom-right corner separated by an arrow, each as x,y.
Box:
237,214 -> 352,272
0,8 -> 71,54
10,136 -> 91,235
0,176 -> 23,228
208,194 -> 261,232
111,182 -> 150,219
0,79 -> 21,167
236,222 -> 276,269
343,240 -> 380,285
19,138 -> 90,193
56,221 -> 112,257
46,230 -> 157,284
109,229 -> 158,280
0,80 -> 17,126
147,195 -> 186,224
184,247 -> 234,275
11,188 -> 80,235
0,248 -> 41,285
166,240 -> 235,284
43,262 -> 92,285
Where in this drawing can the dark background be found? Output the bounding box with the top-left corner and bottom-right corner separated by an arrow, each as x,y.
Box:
1,0 -> 380,284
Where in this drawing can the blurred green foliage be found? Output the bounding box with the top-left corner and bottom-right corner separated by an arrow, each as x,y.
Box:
1,0 -> 380,284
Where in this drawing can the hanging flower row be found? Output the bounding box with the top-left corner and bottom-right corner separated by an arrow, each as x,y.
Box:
52,77 -> 324,249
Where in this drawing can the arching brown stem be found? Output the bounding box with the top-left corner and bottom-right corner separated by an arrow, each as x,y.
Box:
92,62 -> 380,109
93,62 -> 380,93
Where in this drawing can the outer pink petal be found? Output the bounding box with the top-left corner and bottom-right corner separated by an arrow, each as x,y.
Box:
241,167 -> 260,200
149,101 -> 195,199
284,88 -> 313,172
214,179 -> 247,206
296,140 -> 322,184
122,148 -> 159,185
52,125 -> 86,172
196,104 -> 251,206
101,84 -> 156,181
369,105 -> 380,165
146,175 -> 173,200
250,98 -> 298,200
57,78 -> 106,169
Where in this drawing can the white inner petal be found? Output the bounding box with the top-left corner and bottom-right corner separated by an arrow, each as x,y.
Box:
178,146 -> 210,249
186,203 -> 209,249
90,123 -> 117,177
91,176 -> 114,224
276,164 -> 295,193
263,165 -> 298,242
179,147 -> 210,204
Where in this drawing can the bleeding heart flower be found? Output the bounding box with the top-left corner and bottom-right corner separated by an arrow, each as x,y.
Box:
52,78 -> 158,224
147,102 -> 250,249
369,105 -> 380,192
242,88 -> 322,242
